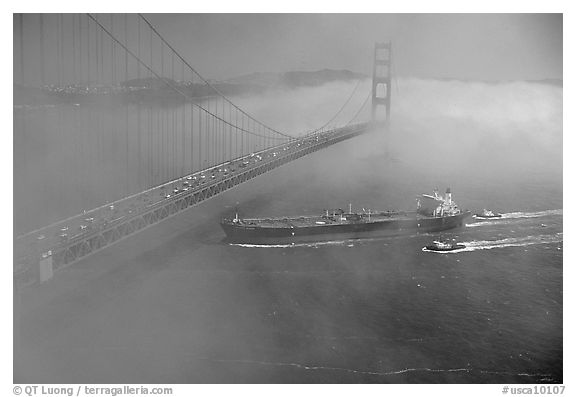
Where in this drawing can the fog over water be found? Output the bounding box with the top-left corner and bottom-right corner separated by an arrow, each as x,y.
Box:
13,77 -> 562,233
14,13 -> 563,385
16,76 -> 563,383
13,79 -> 373,233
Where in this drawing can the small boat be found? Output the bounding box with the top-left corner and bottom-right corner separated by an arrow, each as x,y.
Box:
473,209 -> 502,219
424,240 -> 466,252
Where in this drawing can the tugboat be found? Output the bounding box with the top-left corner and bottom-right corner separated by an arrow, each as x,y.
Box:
423,240 -> 466,252
221,188 -> 471,244
473,209 -> 502,219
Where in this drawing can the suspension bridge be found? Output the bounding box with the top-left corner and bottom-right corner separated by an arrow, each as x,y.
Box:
13,14 -> 392,286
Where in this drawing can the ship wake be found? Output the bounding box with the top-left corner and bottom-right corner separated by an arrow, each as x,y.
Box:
467,209 -> 562,228
229,233 -> 436,249
422,233 -> 562,254
500,209 -> 562,219
230,240 -> 349,249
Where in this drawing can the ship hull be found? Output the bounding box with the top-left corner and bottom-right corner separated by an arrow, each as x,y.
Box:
221,211 -> 471,244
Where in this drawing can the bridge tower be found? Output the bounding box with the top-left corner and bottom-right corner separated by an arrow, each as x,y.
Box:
371,41 -> 392,123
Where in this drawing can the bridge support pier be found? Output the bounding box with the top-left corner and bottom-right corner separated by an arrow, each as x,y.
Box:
39,253 -> 54,283
371,41 -> 392,123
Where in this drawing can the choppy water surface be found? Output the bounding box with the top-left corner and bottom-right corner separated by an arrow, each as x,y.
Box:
218,204 -> 562,383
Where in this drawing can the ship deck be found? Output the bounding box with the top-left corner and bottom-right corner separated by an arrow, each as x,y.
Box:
230,211 -> 420,228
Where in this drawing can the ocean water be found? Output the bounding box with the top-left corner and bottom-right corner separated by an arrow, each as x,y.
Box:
15,80 -> 563,383
189,132 -> 563,383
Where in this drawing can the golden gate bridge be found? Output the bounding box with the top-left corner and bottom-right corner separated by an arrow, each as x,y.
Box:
13,14 -> 392,285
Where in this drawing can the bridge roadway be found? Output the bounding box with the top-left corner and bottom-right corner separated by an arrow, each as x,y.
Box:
15,122 -> 371,286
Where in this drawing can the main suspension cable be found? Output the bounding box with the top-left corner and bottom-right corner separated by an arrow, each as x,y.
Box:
345,90 -> 371,126
87,14 -> 288,142
306,78 -> 363,136
138,13 -> 295,140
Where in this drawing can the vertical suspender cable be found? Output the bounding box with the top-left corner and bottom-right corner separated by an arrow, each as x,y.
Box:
136,15 -> 142,191
212,101 -> 215,167
206,99 -> 214,166
228,103 -> 232,161
157,106 -> 161,185
147,105 -> 150,189
39,14 -> 45,85
95,17 -> 102,202
16,14 -> 25,201
79,15 -> 83,84
72,14 -> 77,82
198,99 -> 202,172
214,104 -> 217,166
171,51 -> 176,180
18,14 -> 24,84
216,100 -> 219,164
160,38 -> 164,182
87,14 -> 91,86
215,98 -> 219,165
124,13 -> 130,196
57,14 -> 65,199
110,14 -> 114,86
208,100 -> 212,166
190,78 -> 195,174
70,15 -> 80,205
215,101 -> 218,165
87,15 -> 93,202
37,14 -> 48,199
182,62 -> 186,176
149,25 -> 154,188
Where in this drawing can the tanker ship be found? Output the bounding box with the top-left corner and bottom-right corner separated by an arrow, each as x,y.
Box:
221,188 -> 471,244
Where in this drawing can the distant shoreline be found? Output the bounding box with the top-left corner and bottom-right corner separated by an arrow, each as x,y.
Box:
13,70 -> 562,108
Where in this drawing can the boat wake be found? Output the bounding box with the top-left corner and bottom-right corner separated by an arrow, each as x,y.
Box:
422,233 -> 562,254
500,209 -> 562,219
467,209 -> 562,228
466,220 -> 512,228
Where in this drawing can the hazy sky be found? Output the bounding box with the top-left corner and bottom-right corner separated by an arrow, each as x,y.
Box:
144,13 -> 562,81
